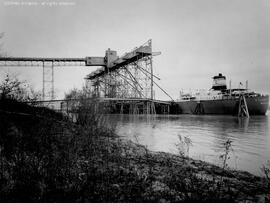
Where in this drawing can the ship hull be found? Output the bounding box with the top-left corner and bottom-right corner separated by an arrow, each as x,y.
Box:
177,95 -> 269,115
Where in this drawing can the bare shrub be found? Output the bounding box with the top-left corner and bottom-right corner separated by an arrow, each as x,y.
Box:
175,134 -> 193,157
261,161 -> 270,185
0,74 -> 41,102
219,139 -> 233,170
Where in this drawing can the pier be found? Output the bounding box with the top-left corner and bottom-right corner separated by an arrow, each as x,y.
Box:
28,97 -> 173,116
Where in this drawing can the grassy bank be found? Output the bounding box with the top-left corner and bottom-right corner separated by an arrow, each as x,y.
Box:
0,98 -> 269,202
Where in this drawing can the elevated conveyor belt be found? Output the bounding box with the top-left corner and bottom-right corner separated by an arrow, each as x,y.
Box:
85,45 -> 152,80
0,57 -> 106,66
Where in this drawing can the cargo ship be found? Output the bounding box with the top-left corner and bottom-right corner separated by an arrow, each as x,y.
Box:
177,73 -> 269,115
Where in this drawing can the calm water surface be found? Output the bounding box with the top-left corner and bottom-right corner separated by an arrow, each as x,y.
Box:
106,111 -> 270,176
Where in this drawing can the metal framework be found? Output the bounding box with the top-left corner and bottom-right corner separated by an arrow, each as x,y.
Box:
0,58 -> 92,100
0,40 -> 172,114
86,40 -> 156,100
42,61 -> 54,100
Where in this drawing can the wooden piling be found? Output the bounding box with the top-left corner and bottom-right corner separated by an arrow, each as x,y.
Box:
238,94 -> 250,117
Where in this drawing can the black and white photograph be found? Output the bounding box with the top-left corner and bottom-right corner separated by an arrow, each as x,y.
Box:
0,0 -> 270,202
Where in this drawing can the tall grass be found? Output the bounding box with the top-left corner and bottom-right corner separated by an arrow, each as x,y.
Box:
0,98 -> 116,202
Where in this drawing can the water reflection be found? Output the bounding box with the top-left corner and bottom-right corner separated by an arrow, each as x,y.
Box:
107,113 -> 270,175
237,117 -> 249,131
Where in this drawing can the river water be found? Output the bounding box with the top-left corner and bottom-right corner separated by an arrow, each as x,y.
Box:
106,112 -> 270,176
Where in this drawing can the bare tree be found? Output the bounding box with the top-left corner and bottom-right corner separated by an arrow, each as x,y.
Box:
64,84 -> 92,100
65,88 -> 82,100
0,74 -> 41,102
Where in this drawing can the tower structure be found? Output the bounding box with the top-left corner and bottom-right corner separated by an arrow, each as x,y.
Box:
85,40 -> 155,100
42,61 -> 54,100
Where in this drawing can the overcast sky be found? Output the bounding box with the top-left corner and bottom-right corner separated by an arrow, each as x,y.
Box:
0,0 -> 270,100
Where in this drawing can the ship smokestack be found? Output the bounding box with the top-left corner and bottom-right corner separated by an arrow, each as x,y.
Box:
212,73 -> 227,90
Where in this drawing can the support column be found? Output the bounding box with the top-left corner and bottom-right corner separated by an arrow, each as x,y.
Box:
42,61 -> 54,101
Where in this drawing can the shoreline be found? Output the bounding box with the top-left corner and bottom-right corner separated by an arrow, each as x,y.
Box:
107,138 -> 270,202
108,113 -> 270,177
1,98 -> 270,202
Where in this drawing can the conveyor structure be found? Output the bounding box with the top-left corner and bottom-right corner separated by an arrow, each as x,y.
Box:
0,40 -> 170,106
85,40 -> 158,101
